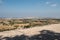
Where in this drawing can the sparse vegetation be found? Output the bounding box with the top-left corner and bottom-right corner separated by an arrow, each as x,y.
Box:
24,25 -> 31,28
0,18 -> 60,32
14,25 -> 19,28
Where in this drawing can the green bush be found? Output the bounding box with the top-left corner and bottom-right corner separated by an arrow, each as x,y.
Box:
24,25 -> 31,28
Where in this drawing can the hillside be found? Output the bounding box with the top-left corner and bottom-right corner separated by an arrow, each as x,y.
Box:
0,24 -> 60,40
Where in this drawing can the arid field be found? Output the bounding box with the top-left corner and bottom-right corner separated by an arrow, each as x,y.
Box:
0,18 -> 60,32
0,24 -> 60,40
0,18 -> 60,40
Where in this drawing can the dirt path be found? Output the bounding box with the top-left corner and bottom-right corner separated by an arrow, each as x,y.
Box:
0,24 -> 60,38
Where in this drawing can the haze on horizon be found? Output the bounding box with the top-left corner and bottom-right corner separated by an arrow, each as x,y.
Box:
0,0 -> 60,18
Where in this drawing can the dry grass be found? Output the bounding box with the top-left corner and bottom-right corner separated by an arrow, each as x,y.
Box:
0,18 -> 60,31
0,25 -> 16,31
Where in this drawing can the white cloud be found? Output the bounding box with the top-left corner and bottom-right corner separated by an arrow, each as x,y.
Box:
45,1 -> 57,7
45,2 -> 50,4
50,4 -> 57,7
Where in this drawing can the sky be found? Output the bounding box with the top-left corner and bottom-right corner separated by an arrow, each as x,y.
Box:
0,0 -> 60,18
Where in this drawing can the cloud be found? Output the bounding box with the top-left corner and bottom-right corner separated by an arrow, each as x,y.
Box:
45,2 -> 50,4
45,1 -> 57,7
50,4 -> 57,7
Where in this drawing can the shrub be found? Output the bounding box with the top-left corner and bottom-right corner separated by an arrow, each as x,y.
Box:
14,25 -> 19,28
24,25 -> 31,28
